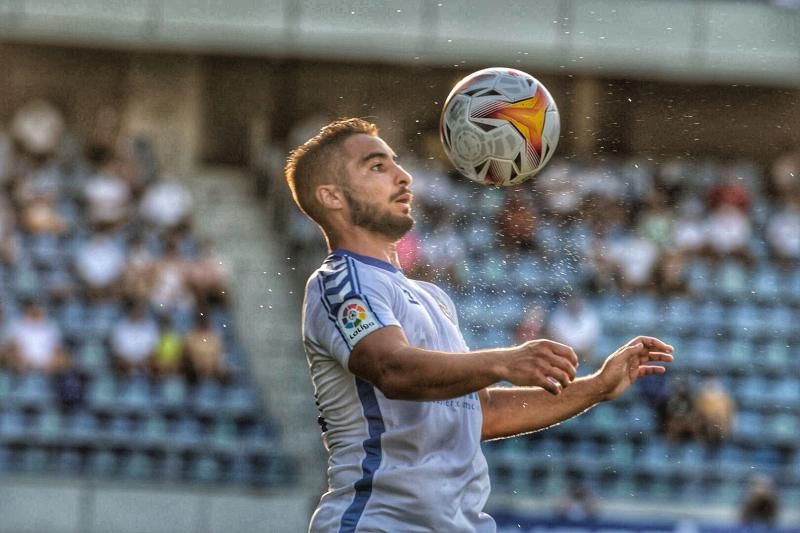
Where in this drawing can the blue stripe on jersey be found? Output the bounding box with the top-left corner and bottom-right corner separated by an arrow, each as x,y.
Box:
321,258 -> 355,309
347,256 -> 363,293
338,378 -> 386,533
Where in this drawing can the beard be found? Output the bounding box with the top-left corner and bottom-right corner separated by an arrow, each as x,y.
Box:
343,188 -> 415,241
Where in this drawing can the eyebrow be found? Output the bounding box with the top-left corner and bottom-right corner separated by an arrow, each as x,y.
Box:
360,151 -> 397,164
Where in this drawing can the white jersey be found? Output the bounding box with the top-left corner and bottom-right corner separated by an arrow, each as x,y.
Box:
303,249 -> 494,532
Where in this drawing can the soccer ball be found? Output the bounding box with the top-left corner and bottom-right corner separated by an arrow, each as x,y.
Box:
440,67 -> 560,187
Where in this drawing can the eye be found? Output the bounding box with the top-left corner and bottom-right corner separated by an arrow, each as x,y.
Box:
371,163 -> 384,171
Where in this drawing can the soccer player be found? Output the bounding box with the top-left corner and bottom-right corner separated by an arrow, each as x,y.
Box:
285,118 -> 673,532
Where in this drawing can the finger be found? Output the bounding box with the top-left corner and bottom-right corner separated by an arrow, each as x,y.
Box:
543,376 -> 563,395
545,351 -> 578,381
638,365 -> 666,376
546,340 -> 580,367
547,367 -> 573,389
639,352 -> 674,363
629,336 -> 673,353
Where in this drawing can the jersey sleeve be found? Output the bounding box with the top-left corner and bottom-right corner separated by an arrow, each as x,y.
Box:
306,258 -> 400,367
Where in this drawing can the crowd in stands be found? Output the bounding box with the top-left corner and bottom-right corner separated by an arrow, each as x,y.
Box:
266,118 -> 800,524
0,100 -> 288,485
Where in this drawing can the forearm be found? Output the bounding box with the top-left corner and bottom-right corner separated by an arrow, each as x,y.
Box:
364,345 -> 506,401
480,374 -> 608,441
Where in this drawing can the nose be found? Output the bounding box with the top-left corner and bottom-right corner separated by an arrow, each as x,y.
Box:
395,164 -> 413,187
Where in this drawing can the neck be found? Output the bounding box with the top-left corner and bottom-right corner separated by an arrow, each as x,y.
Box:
328,227 -> 402,269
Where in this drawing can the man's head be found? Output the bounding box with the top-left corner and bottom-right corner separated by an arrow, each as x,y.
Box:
285,118 -> 414,242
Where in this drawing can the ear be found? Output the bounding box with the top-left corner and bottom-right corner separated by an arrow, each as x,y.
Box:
316,184 -> 346,211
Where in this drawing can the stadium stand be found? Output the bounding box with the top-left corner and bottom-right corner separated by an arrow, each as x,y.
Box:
0,101 -> 295,489
272,138 -> 800,520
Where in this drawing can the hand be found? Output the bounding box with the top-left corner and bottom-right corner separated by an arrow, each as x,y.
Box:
597,336 -> 674,401
500,339 -> 579,395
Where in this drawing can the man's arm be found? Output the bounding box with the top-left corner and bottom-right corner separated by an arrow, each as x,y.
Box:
347,325 -> 579,401
480,337 -> 674,441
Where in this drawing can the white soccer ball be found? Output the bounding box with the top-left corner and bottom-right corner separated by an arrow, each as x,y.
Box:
440,67 -> 560,187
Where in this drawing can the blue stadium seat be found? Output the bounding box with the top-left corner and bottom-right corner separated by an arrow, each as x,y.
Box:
118,376 -> 152,414
108,415 -> 137,447
88,450 -> 117,479
0,372 -> 13,404
170,417 -> 203,452
88,376 -> 118,413
30,408 -> 62,445
54,449 -> 83,476
752,265 -> 781,303
13,372 -> 52,410
219,384 -> 259,420
210,418 -> 238,454
734,410 -> 765,443
75,339 -> 108,375
139,414 -> 168,448
716,260 -> 749,300
121,452 -> 154,480
766,413 -> 798,446
0,409 -> 26,442
21,448 -> 49,474
155,376 -> 188,413
191,455 -> 221,483
63,410 -> 99,447
192,380 -> 222,417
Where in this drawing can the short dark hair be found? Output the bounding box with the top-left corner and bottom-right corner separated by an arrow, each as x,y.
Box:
284,118 -> 378,228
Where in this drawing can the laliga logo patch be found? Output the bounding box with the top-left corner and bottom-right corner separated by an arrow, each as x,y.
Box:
338,298 -> 379,348
341,302 -> 366,329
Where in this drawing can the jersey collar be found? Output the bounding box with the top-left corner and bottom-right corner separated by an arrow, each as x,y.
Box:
330,248 -> 400,273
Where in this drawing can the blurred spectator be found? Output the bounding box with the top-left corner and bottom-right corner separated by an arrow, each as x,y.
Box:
74,230 -> 126,299
765,193 -> 800,269
653,252 -> 690,296
555,479 -> 599,523
186,239 -> 230,307
20,197 -> 67,236
150,237 -> 194,314
515,304 -> 546,344
10,99 -> 65,163
671,199 -> 707,258
4,300 -> 68,374
152,315 -> 183,377
607,228 -> 660,293
0,193 -> 18,264
139,178 -> 193,232
704,183 -> 753,264
53,365 -> 86,412
694,377 -> 736,443
121,234 -> 156,302
739,475 -> 780,529
497,196 -> 537,251
768,149 -> 799,198
183,312 -> 226,383
110,301 -> 159,377
546,296 -> 601,361
664,380 -> 701,442
395,230 -> 424,275
639,192 -> 673,248
82,163 -> 131,230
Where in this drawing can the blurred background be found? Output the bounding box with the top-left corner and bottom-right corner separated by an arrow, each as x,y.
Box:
0,1 -> 799,532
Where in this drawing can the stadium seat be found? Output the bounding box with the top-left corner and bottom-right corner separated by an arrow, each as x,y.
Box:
155,376 -> 188,413
118,376 -> 152,415
88,376 -> 118,413
88,450 -> 117,479
191,455 -> 221,483
13,373 -> 52,411
30,408 -> 62,445
139,414 -> 169,448
192,380 -> 222,417
170,417 -> 203,452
